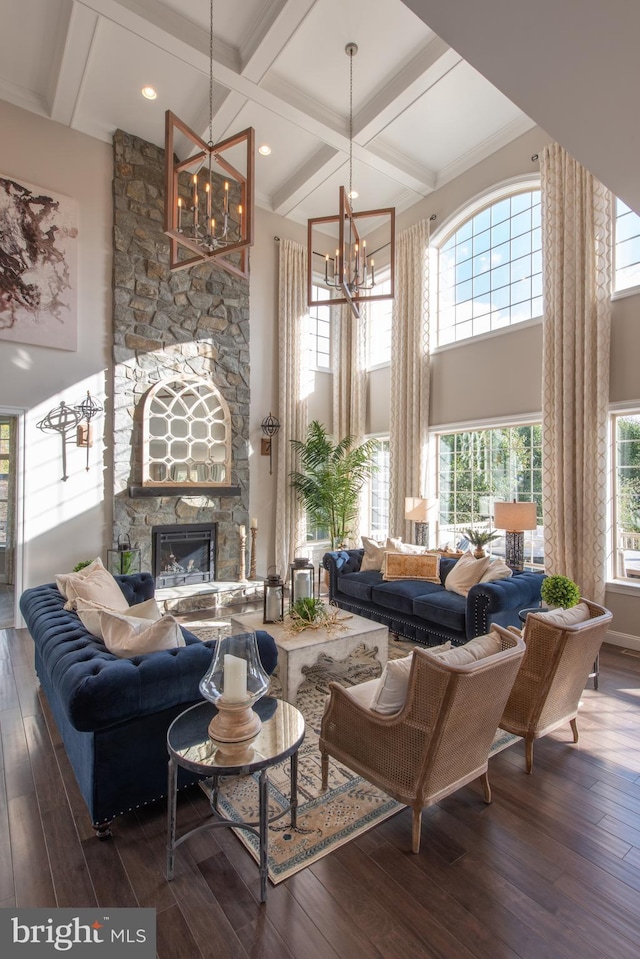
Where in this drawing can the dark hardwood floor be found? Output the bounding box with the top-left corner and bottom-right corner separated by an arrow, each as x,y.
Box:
1,625 -> 640,959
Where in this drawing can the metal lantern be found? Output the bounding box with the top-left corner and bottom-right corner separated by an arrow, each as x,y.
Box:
107,535 -> 142,576
289,556 -> 315,607
263,567 -> 285,624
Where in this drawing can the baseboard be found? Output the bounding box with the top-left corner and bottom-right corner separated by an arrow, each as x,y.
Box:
605,629 -> 640,653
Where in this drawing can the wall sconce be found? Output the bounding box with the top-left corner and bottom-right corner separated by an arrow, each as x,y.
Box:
37,401 -> 82,481
261,412 -> 281,475
493,501 -> 538,571
75,390 -> 103,471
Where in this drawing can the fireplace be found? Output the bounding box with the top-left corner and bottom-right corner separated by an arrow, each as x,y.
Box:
152,523 -> 217,588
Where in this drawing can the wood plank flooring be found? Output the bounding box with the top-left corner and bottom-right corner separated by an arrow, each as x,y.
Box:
1,625 -> 640,958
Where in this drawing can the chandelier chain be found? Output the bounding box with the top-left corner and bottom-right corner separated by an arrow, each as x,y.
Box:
348,45 -> 353,204
208,0 -> 214,146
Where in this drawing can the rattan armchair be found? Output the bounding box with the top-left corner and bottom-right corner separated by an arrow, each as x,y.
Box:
496,599 -> 613,773
319,631 -> 525,853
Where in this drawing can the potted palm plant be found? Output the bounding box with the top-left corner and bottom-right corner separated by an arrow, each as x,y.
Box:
290,420 -> 379,549
462,527 -> 500,558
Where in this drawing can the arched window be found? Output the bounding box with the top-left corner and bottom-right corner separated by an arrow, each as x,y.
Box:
434,181 -> 542,346
142,376 -> 231,487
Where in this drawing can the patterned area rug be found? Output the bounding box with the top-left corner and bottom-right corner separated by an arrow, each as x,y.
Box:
190,626 -> 519,884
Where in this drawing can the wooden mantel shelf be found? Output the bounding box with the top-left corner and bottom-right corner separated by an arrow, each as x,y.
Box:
128,486 -> 241,498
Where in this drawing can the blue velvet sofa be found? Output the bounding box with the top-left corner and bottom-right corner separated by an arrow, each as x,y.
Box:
323,549 -> 545,646
19,572 -> 277,837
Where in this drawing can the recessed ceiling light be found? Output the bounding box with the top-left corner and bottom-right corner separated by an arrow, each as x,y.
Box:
258,144 -> 271,156
348,190 -> 359,200
141,86 -> 157,100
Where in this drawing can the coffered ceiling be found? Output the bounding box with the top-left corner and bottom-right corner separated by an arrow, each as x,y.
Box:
0,0 -> 535,224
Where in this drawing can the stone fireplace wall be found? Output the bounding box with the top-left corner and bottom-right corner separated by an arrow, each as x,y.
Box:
112,129 -> 250,581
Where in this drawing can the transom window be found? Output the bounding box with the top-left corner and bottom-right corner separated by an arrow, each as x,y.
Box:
436,188 -> 542,346
436,423 -> 543,567
614,198 -> 640,293
366,278 -> 393,368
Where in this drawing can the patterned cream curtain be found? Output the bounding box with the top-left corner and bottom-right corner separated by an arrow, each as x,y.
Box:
275,239 -> 308,578
541,143 -> 612,604
389,219 -> 430,540
332,301 -> 367,543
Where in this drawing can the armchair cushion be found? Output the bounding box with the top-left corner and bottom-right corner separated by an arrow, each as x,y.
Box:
432,630 -> 502,666
369,641 -> 453,714
533,602 -> 590,626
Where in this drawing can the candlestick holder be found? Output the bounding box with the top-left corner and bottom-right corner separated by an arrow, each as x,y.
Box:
238,529 -> 248,582
199,632 -> 269,742
249,526 -> 257,579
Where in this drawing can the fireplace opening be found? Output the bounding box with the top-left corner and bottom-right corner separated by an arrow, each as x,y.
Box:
152,523 -> 216,588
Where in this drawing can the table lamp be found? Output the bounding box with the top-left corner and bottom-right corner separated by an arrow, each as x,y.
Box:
493,501 -> 538,571
405,497 -> 430,546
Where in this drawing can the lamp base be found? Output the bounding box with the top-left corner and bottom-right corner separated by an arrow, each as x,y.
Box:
207,701 -> 262,742
504,531 -> 525,571
414,522 -> 429,547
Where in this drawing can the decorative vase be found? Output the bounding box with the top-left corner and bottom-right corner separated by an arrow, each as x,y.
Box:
199,631 -> 269,742
474,547 -> 486,559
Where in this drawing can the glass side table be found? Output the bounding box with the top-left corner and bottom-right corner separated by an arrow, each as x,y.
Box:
166,696 -> 305,902
518,605 -> 599,690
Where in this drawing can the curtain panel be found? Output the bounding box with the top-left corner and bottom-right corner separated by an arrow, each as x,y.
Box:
275,239 -> 309,578
540,143 -> 612,604
389,219 -> 431,541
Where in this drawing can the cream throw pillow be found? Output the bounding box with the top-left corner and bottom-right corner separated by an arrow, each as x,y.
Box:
361,536 -> 402,572
61,563 -> 130,613
370,654 -> 414,714
56,557 -> 105,600
433,631 -> 502,666
533,603 -> 590,627
479,558 -> 513,584
444,552 -> 492,597
76,597 -> 162,640
98,608 -> 185,658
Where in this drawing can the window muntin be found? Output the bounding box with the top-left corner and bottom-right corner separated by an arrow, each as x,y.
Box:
612,412 -> 640,582
437,189 -> 542,346
614,198 -> 640,293
366,278 -> 393,368
306,285 -> 331,371
437,423 -> 543,566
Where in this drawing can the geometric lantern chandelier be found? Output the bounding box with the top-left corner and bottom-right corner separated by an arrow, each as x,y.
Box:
164,0 -> 254,278
307,43 -> 395,318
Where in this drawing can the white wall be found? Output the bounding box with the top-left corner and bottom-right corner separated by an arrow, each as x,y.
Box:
0,100 -> 112,593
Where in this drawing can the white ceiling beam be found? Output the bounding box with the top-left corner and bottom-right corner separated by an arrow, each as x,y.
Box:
240,0 -> 320,83
49,0 -> 99,125
272,144 -> 342,216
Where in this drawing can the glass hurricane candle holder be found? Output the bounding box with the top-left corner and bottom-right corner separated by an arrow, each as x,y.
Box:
199,631 -> 269,742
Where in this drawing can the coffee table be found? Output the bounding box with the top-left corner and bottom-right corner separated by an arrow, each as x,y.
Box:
231,609 -> 388,703
166,696 -> 304,902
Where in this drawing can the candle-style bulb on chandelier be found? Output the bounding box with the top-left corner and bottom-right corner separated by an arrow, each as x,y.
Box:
307,43 -> 395,318
164,0 -> 254,277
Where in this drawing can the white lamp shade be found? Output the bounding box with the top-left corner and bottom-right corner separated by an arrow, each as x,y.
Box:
493,501 -> 537,531
405,497 -> 429,522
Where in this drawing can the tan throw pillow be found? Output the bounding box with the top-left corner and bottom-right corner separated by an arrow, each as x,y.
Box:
383,552 -> 440,583
62,563 -> 130,613
56,557 -> 105,600
479,558 -> 513,583
434,631 -> 502,666
76,597 -> 162,639
98,609 -> 185,658
361,536 -> 402,572
444,552 -> 492,597
369,654 -> 414,714
533,602 -> 590,627
380,541 -> 430,574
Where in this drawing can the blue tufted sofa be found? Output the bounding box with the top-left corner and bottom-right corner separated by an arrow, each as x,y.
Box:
19,572 -> 278,837
323,549 -> 545,646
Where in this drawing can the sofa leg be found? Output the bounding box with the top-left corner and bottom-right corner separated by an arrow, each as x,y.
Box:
94,821 -> 113,840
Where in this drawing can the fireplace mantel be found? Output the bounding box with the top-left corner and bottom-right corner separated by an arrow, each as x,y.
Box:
129,486 -> 241,498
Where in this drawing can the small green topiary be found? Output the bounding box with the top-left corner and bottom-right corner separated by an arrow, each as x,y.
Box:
73,559 -> 93,573
540,574 -> 580,609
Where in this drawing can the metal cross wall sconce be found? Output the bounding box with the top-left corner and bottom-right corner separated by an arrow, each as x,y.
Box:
261,412 -> 281,475
76,391 -> 104,471
37,392 -> 103,481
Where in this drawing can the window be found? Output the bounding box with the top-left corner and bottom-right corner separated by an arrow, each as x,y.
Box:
437,423 -> 543,566
436,188 -> 542,346
368,438 -> 390,538
306,285 -> 331,370
0,419 -> 10,548
612,412 -> 640,581
614,197 -> 640,293
366,278 -> 393,368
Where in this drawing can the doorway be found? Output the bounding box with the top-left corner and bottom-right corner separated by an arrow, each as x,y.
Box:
0,412 -> 23,628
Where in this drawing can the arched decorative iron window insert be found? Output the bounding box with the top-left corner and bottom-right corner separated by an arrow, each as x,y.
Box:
142,376 -> 232,487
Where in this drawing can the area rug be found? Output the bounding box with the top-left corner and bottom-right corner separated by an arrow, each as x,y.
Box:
190,627 -> 520,883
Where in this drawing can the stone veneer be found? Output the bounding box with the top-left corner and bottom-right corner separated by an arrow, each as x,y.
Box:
112,129 -> 250,581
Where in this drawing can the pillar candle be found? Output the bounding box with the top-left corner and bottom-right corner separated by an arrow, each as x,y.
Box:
250,517 -> 258,529
239,525 -> 246,537
223,653 -> 247,702
294,570 -> 311,600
